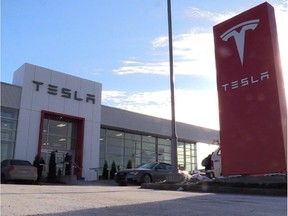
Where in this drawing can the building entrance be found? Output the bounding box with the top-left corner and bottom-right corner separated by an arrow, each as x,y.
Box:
38,111 -> 84,178
40,150 -> 75,177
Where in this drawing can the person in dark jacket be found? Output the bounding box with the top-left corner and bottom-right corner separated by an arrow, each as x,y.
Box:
64,153 -> 72,175
201,153 -> 212,177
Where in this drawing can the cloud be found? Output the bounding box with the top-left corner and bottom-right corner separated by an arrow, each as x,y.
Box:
102,88 -> 220,130
152,36 -> 168,48
91,68 -> 104,75
103,90 -> 170,108
102,90 -> 127,104
184,7 -> 236,23
114,31 -> 216,78
113,61 -> 169,75
172,32 -> 215,76
174,88 -> 219,129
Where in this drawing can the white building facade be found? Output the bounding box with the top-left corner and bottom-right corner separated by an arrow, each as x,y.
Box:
1,63 -> 219,181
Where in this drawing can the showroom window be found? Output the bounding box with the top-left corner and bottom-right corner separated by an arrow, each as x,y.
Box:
99,128 -> 198,178
177,141 -> 197,171
158,138 -> 171,164
124,133 -> 141,170
0,107 -> 19,160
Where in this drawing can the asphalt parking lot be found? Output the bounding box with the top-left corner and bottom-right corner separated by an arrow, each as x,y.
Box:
1,182 -> 287,216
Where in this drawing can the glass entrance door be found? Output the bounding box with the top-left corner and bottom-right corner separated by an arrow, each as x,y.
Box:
41,150 -> 75,177
40,114 -> 78,177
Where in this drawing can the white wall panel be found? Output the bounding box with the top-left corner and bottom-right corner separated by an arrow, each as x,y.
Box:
13,63 -> 29,86
34,65 -> 51,83
19,67 -> 34,110
48,94 -> 65,113
79,101 -> 93,119
63,99 -> 80,116
31,87 -> 49,111
31,66 -> 51,111
82,120 -> 93,180
66,75 -> 81,90
26,111 -> 41,160
93,84 -> 102,123
90,121 -> 100,180
82,121 -> 101,181
14,109 -> 31,160
50,69 -> 66,85
91,121 -> 100,168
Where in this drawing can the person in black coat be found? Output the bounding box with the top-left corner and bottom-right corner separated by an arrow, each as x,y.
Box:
201,153 -> 212,177
64,153 -> 72,175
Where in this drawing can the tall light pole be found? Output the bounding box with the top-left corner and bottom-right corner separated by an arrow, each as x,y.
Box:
167,0 -> 178,178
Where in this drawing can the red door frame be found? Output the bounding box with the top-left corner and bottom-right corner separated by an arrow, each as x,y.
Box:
38,110 -> 85,178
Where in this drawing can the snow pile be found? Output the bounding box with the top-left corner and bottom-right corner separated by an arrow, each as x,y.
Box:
179,170 -> 211,184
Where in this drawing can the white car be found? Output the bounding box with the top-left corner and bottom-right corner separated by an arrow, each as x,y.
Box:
209,147 -> 222,178
1,159 -> 38,183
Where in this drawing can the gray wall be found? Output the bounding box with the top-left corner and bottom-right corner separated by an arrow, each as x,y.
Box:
101,105 -> 219,144
1,83 -> 22,109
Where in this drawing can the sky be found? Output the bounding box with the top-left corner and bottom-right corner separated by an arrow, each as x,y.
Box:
1,0 -> 287,131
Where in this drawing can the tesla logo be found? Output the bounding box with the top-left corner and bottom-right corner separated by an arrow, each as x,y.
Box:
220,19 -> 260,65
32,80 -> 96,104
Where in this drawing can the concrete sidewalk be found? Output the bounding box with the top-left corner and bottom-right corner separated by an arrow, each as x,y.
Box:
74,179 -> 118,186
40,175 -> 287,196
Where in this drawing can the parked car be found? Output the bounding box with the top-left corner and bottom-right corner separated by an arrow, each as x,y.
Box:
114,162 -> 172,186
1,159 -> 38,183
208,147 -> 222,178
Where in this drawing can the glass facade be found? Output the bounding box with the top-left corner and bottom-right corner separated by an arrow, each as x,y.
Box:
99,128 -> 197,178
177,141 -> 197,171
0,107 -> 19,160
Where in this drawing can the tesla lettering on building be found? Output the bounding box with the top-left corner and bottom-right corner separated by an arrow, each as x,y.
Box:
32,80 -> 96,104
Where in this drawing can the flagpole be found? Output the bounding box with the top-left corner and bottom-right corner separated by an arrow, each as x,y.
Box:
167,0 -> 178,178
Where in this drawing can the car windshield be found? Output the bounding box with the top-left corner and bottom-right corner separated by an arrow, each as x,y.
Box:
10,160 -> 32,166
137,163 -> 157,169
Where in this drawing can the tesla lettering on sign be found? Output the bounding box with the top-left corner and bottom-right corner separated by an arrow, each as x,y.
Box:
213,2 -> 287,176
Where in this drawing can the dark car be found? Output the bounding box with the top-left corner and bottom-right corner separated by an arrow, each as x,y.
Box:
1,159 -> 38,183
114,162 -> 172,186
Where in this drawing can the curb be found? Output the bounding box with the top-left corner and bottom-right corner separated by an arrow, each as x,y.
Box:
140,183 -> 287,196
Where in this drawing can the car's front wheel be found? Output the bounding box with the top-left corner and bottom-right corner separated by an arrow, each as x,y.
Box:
141,174 -> 152,183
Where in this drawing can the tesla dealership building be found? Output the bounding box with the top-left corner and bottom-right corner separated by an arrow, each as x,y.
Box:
1,63 -> 219,181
